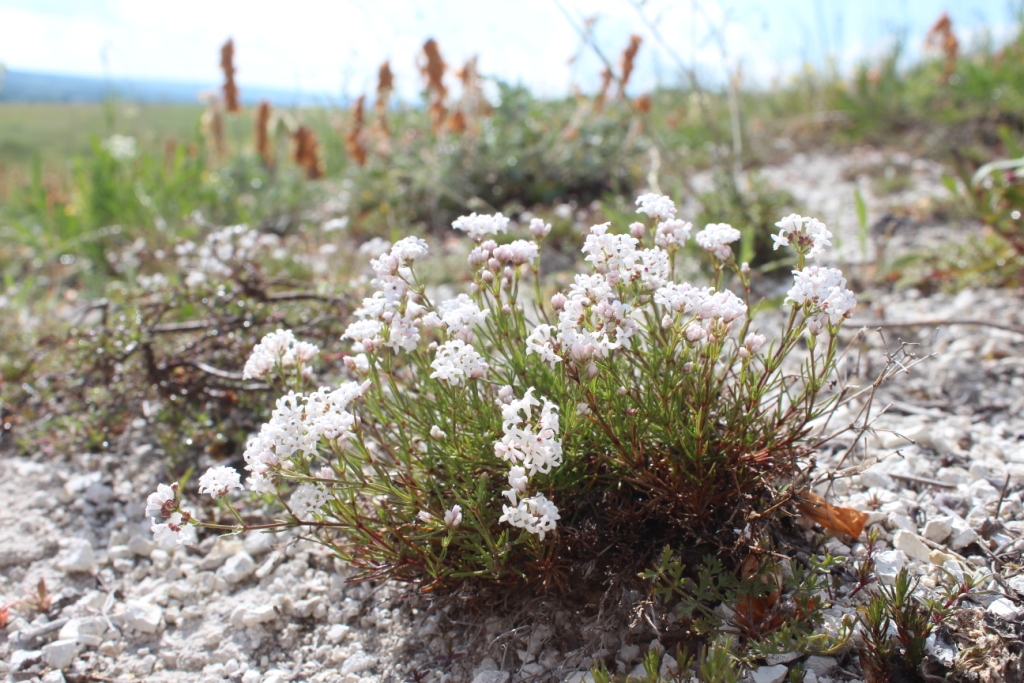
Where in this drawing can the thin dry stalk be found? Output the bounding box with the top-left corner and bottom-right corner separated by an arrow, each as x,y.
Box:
292,125 -> 324,179
593,67 -> 614,113
254,101 -> 273,168
346,95 -> 368,167
420,38 -> 448,133
374,61 -> 394,140
163,139 -> 178,172
220,38 -> 240,113
448,56 -> 491,135
617,34 -> 643,97
200,95 -> 227,162
925,12 -> 959,84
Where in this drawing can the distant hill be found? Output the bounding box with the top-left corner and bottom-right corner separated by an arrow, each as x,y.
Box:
0,68 -> 337,107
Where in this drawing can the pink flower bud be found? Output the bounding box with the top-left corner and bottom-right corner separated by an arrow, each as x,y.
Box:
529,218 -> 552,238
551,293 -> 567,311
630,222 -> 646,238
685,325 -> 707,343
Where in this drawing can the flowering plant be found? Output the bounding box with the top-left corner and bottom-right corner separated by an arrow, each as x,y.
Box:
148,195 -> 855,590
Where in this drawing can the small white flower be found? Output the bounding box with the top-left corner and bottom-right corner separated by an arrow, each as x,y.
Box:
343,354 -> 371,372
197,466 -> 243,499
152,510 -> 193,546
418,509 -> 433,523
430,425 -> 447,439
525,324 -> 561,366
444,505 -> 463,527
146,482 -> 178,519
508,466 -> 529,492
576,402 -> 592,416
695,223 -> 742,260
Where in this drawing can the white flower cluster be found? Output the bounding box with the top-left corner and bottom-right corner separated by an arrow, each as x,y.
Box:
422,293 -> 488,342
343,237 -> 430,354
176,224 -> 279,288
635,192 -> 677,222
492,240 -> 540,267
290,483 -> 329,519
430,339 -> 489,385
243,329 -> 320,380
461,216 -> 542,283
197,466 -> 243,498
787,266 -> 857,331
581,223 -> 668,289
452,212 -> 510,241
695,223 -> 742,260
654,218 -> 693,248
499,492 -> 560,541
654,284 -> 747,324
243,380 -> 370,493
772,214 -> 833,259
418,505 -> 464,528
525,272 -> 640,372
495,388 -> 562,541
103,134 -> 137,160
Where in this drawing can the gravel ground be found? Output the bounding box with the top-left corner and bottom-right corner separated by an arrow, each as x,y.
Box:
3,148 -> 1024,683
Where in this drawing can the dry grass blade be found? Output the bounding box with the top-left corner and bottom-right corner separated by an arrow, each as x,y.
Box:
798,491 -> 868,538
220,38 -> 240,113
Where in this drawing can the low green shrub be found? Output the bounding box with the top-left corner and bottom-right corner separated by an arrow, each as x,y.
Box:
150,192 -> 858,596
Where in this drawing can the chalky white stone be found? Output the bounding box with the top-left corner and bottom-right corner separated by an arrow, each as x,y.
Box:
124,600 -> 163,634
750,664 -> 789,683
42,639 -> 81,670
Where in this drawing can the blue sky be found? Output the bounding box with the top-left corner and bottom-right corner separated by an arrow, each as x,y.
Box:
0,1 -> 1018,100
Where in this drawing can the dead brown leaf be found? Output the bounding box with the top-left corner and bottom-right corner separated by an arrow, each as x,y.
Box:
798,491 -> 868,538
